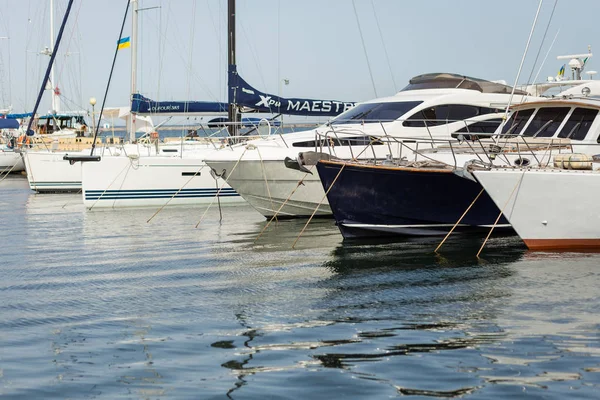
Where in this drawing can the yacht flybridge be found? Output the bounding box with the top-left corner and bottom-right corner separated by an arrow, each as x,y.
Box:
203,72 -> 536,219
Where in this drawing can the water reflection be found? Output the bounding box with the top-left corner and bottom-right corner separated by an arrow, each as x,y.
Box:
4,185 -> 599,398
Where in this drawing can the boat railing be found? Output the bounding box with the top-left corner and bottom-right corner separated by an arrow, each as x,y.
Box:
310,118 -> 597,171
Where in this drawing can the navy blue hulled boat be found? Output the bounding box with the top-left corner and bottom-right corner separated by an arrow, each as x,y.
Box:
316,159 -> 511,239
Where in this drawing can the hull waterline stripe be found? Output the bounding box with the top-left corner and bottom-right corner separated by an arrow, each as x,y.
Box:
524,238 -> 600,250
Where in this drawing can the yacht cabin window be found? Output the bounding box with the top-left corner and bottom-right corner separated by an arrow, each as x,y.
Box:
455,118 -> 503,134
501,108 -> 535,135
557,108 -> 599,141
292,136 -> 384,148
402,105 -> 503,127
523,107 -> 570,138
331,101 -> 423,124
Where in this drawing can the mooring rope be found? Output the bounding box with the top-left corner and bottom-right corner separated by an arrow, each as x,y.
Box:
292,163 -> 347,249
476,170 -> 527,258
256,147 -> 276,220
254,164 -> 316,243
434,188 -> 485,253
194,147 -> 248,228
147,165 -> 206,223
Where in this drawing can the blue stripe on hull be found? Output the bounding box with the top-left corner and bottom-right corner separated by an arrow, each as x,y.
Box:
84,188 -> 239,200
316,161 -> 511,239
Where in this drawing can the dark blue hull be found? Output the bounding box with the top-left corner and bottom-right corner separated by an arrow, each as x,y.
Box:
316,161 -> 511,239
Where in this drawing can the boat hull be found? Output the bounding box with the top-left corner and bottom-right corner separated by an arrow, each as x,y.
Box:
82,155 -> 243,209
474,168 -> 600,250
0,150 -> 24,173
205,159 -> 332,218
23,151 -> 81,192
316,160 -> 510,238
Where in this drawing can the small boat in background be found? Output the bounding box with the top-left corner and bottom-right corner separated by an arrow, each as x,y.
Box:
0,117 -> 24,173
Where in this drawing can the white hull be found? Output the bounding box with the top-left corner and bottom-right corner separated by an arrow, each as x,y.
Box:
22,142 -> 217,193
82,154 -> 243,209
207,159 -> 330,218
0,150 -> 24,173
474,168 -> 600,250
23,150 -> 82,192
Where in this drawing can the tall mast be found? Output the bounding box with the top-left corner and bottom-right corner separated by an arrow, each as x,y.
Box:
129,0 -> 138,142
50,0 -> 60,112
227,0 -> 239,136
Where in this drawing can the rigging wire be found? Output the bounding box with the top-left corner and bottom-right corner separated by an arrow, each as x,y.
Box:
142,10 -> 219,102
525,0 -> 559,86
182,0 -> 198,152
23,0 -> 75,137
89,0 -> 131,156
352,0 -> 378,98
238,19 -> 268,92
370,0 -> 397,93
532,28 -> 560,84
501,0 -> 543,126
55,0 -> 84,105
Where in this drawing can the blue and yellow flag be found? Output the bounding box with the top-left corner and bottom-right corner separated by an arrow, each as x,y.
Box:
117,36 -> 131,50
558,64 -> 565,78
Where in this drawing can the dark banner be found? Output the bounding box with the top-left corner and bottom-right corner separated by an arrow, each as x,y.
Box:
228,65 -> 356,117
131,93 -> 228,115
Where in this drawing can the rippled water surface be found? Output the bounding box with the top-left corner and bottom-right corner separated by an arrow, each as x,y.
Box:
1,175 -> 599,399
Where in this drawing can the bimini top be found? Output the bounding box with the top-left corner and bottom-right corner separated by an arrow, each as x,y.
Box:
402,73 -> 529,96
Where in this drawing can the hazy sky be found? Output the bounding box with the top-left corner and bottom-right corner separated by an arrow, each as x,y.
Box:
0,0 -> 598,116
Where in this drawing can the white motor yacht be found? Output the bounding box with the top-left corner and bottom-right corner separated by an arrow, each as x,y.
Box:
472,96 -> 600,250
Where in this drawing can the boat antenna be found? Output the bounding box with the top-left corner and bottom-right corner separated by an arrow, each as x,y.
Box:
90,0 -> 131,156
23,0 -> 74,140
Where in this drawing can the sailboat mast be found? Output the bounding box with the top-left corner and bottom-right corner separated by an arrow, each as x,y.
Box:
49,0 -> 60,112
227,0 -> 239,136
129,0 -> 138,142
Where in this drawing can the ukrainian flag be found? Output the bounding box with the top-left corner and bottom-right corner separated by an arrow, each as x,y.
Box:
558,64 -> 565,78
117,36 -> 131,50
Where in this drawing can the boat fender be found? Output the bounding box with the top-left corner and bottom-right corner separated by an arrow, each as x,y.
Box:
553,153 -> 593,170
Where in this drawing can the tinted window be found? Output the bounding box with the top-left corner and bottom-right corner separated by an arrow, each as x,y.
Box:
558,108 -> 598,141
292,136 -> 383,147
447,105 -> 480,121
331,101 -> 422,124
403,105 -> 502,127
501,109 -> 534,135
456,118 -> 503,134
523,107 -> 570,137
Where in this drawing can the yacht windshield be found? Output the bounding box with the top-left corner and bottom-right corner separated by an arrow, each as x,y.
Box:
501,109 -> 534,135
331,101 -> 422,124
558,108 -> 599,141
523,107 -> 570,138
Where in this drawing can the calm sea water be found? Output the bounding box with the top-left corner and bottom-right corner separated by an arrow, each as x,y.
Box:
1,175 -> 599,399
